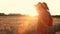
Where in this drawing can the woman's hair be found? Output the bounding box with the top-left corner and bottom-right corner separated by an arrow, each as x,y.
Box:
35,2 -> 49,10
41,2 -> 49,10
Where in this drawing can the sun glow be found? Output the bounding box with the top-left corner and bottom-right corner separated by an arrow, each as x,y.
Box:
19,1 -> 39,16
0,0 -> 40,16
22,6 -> 38,16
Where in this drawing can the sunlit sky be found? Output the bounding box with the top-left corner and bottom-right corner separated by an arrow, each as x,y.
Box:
0,0 -> 60,15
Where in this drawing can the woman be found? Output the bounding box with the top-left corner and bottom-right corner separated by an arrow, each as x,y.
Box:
35,2 -> 53,34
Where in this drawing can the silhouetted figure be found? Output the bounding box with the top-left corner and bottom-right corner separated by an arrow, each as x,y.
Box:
35,2 -> 53,34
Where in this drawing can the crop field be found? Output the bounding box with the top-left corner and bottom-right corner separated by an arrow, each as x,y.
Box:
0,16 -> 38,34
0,16 -> 60,34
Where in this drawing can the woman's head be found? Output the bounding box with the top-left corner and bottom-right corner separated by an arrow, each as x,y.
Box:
35,2 -> 49,11
41,2 -> 49,10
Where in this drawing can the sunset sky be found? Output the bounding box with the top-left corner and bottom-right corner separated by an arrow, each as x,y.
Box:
0,0 -> 60,15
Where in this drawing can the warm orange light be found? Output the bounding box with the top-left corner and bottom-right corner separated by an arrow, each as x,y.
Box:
20,5 -> 38,16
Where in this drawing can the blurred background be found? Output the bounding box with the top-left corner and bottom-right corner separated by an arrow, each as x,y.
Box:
0,0 -> 60,34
